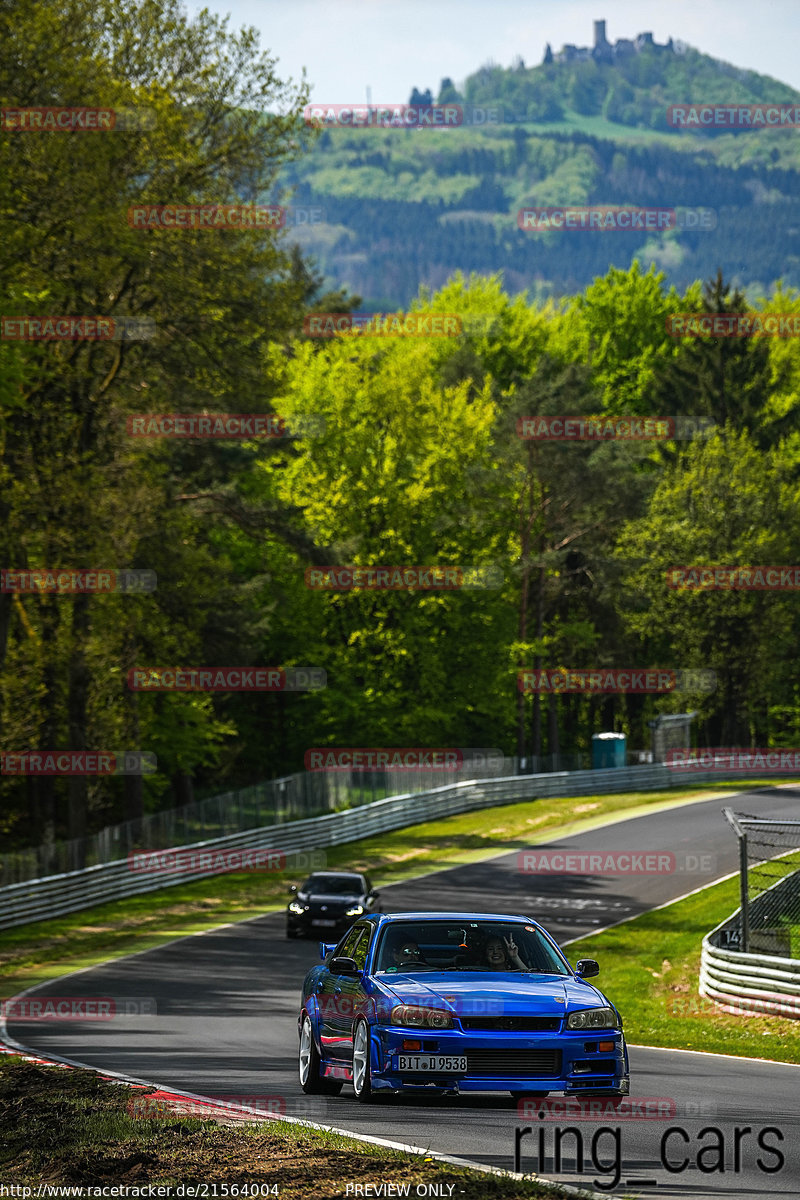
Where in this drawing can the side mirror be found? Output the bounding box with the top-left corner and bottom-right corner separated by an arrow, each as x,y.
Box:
575,959 -> 599,978
329,956 -> 361,977
319,941 -> 337,961
288,885 -> 297,894
370,890 -> 380,899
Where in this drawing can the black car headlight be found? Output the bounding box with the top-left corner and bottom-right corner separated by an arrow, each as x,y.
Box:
345,904 -> 364,917
566,1007 -> 620,1030
390,1004 -> 453,1030
288,902 -> 306,915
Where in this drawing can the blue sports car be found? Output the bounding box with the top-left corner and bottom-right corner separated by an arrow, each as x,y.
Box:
297,911 -> 630,1102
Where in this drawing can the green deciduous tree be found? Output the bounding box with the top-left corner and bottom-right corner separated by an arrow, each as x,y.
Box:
0,0 -> 315,845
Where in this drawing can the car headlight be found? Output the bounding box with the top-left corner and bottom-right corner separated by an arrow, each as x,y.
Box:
566,1007 -> 619,1030
390,1005 -> 453,1029
288,902 -> 306,915
345,904 -> 364,917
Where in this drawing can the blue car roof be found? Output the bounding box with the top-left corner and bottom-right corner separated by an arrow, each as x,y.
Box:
367,912 -> 547,928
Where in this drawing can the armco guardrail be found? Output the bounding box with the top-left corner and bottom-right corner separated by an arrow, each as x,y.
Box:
0,761 -> 791,931
701,914 -> 800,1019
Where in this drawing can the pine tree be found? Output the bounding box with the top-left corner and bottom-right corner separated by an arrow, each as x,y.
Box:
649,271 -> 772,439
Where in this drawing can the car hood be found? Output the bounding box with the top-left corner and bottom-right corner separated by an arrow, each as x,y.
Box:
378,973 -> 606,1015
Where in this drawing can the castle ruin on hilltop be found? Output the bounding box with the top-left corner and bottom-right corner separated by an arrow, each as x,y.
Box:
545,20 -> 687,66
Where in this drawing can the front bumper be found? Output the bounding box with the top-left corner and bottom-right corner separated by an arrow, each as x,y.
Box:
368,1025 -> 629,1095
287,911 -> 353,936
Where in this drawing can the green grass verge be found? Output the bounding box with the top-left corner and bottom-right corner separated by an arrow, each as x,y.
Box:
565,876 -> 800,1063
0,780 -> 785,1002
0,1058 -> 573,1196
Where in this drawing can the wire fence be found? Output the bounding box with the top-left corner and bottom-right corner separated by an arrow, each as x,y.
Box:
721,809 -> 800,957
0,751 -> 605,886
0,762 -> 714,930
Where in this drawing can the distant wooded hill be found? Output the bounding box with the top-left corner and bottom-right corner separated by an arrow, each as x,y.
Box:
276,42 -> 800,309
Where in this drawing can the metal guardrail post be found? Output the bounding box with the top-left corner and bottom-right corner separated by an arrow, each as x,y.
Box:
723,807 -> 749,953
739,831 -> 750,953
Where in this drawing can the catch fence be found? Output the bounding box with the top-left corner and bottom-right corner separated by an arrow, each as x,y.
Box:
699,810 -> 800,1019
0,752 -> 593,886
0,761 -> 792,931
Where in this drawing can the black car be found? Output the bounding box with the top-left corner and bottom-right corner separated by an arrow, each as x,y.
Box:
286,871 -> 381,939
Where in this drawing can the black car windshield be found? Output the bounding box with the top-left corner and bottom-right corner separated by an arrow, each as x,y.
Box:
374,921 -> 570,975
302,875 -> 363,895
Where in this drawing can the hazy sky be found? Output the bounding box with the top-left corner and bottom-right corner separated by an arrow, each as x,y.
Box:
185,0 -> 800,103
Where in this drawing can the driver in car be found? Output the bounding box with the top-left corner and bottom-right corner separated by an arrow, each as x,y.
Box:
392,940 -> 429,968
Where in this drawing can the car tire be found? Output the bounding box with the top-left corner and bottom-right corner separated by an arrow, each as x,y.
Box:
510,1091 -> 549,1099
299,1014 -> 342,1095
352,1019 -> 379,1103
286,927 -> 299,939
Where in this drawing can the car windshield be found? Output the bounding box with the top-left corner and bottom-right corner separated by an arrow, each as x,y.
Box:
374,921 -> 570,975
302,875 -> 363,895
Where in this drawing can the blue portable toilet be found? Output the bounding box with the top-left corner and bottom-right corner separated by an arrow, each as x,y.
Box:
592,731 -> 626,769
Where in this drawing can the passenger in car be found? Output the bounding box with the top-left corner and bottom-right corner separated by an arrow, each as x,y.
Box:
483,934 -> 527,970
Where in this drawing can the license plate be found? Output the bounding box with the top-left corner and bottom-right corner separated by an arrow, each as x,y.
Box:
312,919 -> 336,927
396,1054 -> 467,1073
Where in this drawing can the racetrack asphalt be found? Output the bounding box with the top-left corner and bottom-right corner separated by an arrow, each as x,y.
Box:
6,785 -> 800,1199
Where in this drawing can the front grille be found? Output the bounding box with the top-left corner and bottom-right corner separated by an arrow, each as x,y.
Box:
466,1049 -> 562,1076
460,1016 -> 561,1032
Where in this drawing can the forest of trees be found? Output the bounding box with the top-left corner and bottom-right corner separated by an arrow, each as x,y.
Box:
3,0 -> 800,853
